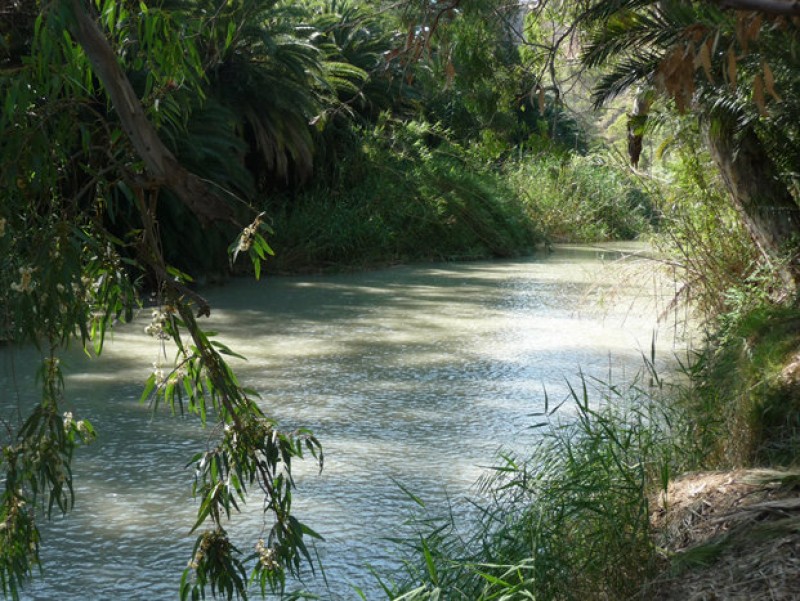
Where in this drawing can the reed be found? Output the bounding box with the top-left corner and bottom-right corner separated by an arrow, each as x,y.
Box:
383,357 -> 710,601
507,151 -> 657,244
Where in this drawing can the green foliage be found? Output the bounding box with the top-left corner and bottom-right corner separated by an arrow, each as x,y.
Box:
385,362 -> 708,600
686,305 -> 800,467
651,119 -> 766,320
199,0 -> 325,182
295,0 -> 415,184
0,7 -> 148,593
304,0 -> 405,118
1,355 -> 96,601
508,151 -> 657,243
397,0 -> 530,150
579,0 -> 800,201
515,91 -> 591,155
1,3 -> 326,599
3,2 -> 755,599
263,119 -> 540,272
631,119 -> 800,469
136,276 -> 323,600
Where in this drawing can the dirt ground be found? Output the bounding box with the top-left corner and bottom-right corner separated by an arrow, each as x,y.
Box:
641,469 -> 800,600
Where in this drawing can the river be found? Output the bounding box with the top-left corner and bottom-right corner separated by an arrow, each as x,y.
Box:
1,244 -> 683,600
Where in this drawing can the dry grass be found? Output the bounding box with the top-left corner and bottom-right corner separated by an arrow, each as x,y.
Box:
641,469 -> 800,600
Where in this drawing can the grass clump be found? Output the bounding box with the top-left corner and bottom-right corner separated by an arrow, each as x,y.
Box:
507,152 -> 657,244
684,305 -> 800,467
384,363 -> 706,601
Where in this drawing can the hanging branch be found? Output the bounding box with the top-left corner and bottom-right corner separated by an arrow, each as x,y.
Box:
65,0 -> 237,226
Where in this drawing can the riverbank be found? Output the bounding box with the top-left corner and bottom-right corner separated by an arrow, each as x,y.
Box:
386,297 -> 800,600
250,142 -> 655,277
644,468 -> 800,599
636,306 -> 800,599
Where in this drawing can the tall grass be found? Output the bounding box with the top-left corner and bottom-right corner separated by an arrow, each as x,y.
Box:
507,152 -> 657,244
643,129 -> 800,466
260,122 -> 662,274
382,358 -> 712,601
649,135 -> 770,323
682,306 -> 800,467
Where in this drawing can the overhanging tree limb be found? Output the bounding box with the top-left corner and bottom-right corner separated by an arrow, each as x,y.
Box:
65,0 -> 237,226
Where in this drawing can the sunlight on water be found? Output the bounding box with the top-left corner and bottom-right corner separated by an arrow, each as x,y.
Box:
0,245 -> 688,600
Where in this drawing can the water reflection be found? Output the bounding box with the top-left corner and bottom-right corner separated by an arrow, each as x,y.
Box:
1,245 -> 680,600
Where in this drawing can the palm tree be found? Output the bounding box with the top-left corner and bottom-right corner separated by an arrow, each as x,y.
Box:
194,0 -> 324,184
578,0 -> 800,287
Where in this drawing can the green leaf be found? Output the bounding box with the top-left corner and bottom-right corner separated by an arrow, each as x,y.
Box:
300,523 -> 324,541
390,476 -> 426,508
225,21 -> 236,50
421,538 -> 438,586
166,265 -> 194,283
140,373 -> 157,404
210,340 -> 247,360
192,492 -> 216,533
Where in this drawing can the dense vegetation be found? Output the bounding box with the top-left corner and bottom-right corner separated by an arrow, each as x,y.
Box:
1,0 -> 800,599
377,2 -> 800,600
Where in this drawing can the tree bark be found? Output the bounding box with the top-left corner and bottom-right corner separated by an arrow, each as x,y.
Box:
65,0 -> 236,226
705,123 -> 800,289
627,87 -> 653,169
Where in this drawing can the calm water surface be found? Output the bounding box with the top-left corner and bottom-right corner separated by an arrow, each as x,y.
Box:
1,245 -> 682,600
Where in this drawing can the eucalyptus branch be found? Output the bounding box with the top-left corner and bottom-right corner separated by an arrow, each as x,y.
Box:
172,301 -> 244,428
64,0 -> 238,226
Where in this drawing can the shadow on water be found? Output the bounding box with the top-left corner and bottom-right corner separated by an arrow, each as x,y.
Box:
0,245 -> 678,600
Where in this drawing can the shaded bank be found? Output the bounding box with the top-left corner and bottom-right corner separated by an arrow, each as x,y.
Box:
384,304 -> 800,601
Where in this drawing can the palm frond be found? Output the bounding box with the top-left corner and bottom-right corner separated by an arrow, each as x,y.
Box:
175,100 -> 256,199
576,0 -> 661,28
590,52 -> 661,107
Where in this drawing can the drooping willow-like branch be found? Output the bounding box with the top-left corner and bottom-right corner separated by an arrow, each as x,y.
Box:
65,0 -> 237,226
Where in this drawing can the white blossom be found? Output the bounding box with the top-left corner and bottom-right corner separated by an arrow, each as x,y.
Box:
10,266 -> 35,293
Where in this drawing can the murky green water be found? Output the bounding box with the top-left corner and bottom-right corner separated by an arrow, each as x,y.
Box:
1,245 -> 682,600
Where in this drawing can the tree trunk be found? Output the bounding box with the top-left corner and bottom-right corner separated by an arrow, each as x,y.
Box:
65,0 -> 236,226
705,123 -> 800,290
627,87 -> 653,169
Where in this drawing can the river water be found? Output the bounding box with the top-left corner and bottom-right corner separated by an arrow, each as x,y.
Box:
1,244 -> 683,600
